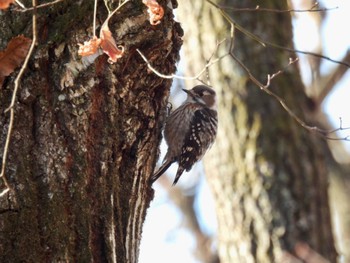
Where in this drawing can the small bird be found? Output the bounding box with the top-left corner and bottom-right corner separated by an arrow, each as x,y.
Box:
150,85 -> 218,185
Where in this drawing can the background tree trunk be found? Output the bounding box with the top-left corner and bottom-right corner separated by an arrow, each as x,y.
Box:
177,0 -> 338,262
290,1 -> 350,262
0,0 -> 182,262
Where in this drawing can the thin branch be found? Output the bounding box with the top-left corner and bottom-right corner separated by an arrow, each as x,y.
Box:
217,2 -> 338,13
325,117 -> 350,138
228,19 -> 235,52
207,0 -> 265,47
136,42 -> 228,82
267,42 -> 350,68
229,52 -> 350,141
220,3 -> 349,140
15,0 -> 64,12
202,0 -> 350,141
15,0 -> 26,9
206,0 -> 350,68
93,0 -> 98,37
200,38 -> 226,86
103,0 -> 130,26
317,50 -> 350,105
0,0 -> 37,197
138,10 -> 350,142
138,0 -> 350,142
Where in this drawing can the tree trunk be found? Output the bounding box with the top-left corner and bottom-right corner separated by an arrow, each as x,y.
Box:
0,0 -> 182,262
177,0 -> 337,262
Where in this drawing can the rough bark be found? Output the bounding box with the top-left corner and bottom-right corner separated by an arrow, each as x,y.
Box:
0,0 -> 182,262
177,0 -> 337,262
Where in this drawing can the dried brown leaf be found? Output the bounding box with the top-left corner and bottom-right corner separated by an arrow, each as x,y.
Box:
142,0 -> 164,25
0,35 -> 32,86
77,0 -> 127,64
78,36 -> 102,57
100,23 -> 124,64
0,0 -> 15,9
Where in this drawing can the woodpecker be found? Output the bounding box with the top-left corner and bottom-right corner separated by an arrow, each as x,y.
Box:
150,85 -> 218,185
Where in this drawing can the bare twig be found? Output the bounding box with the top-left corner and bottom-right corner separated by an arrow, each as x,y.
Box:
229,52 -> 350,141
206,0 -> 266,47
317,50 -> 350,105
15,0 -> 26,9
93,0 -> 98,37
0,0 -> 37,197
136,41 -> 228,82
326,118 -> 350,137
138,12 -> 350,142
204,0 -> 350,141
103,0 -> 130,26
206,0 -> 350,68
217,2 -> 338,13
267,42 -> 350,68
15,0 -> 64,12
201,38 -> 226,85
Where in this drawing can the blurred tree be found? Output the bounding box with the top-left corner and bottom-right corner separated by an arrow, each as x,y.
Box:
177,0 -> 344,262
292,1 -> 350,262
0,0 -> 182,262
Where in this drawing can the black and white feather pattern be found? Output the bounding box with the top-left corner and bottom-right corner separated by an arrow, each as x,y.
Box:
150,85 -> 218,185
173,108 -> 217,184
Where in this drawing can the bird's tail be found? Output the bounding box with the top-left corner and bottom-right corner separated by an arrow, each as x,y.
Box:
172,166 -> 185,185
149,161 -> 172,184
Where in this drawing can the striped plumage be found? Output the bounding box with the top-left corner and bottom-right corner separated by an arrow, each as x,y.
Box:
150,85 -> 218,185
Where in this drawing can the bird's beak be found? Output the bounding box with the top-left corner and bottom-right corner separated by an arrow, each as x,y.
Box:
182,89 -> 193,96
